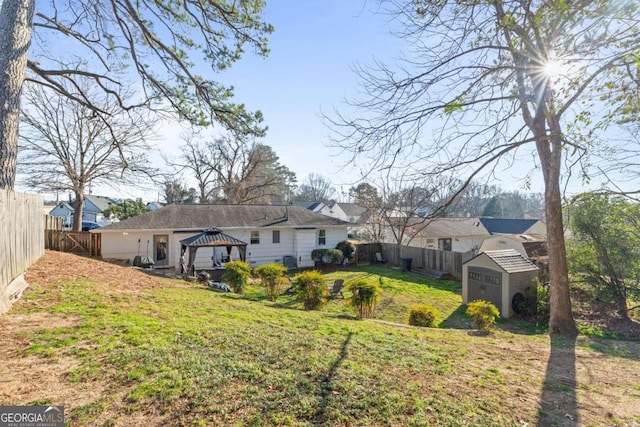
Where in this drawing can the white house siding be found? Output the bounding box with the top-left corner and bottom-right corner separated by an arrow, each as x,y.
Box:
101,231 -> 170,265
101,225 -> 347,269
416,235 -> 484,254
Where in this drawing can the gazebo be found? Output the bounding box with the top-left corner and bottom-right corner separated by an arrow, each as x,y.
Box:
179,228 -> 248,276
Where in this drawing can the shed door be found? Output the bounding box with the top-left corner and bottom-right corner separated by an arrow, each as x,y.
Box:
468,266 -> 502,310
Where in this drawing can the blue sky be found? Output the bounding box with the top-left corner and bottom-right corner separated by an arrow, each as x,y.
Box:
153,1 -> 409,200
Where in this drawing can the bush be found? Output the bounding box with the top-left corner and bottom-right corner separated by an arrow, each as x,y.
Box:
466,300 -> 500,330
346,279 -> 381,318
311,249 -> 327,264
534,282 -> 550,326
311,248 -> 343,265
222,261 -> 251,294
293,270 -> 328,310
409,304 -> 440,328
253,263 -> 288,301
325,248 -> 343,264
336,240 -> 355,260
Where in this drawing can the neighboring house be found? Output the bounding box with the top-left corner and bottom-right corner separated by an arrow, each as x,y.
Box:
479,234 -> 547,259
462,249 -> 539,319
291,201 -> 326,213
49,195 -> 118,225
96,204 -> 349,269
407,217 -> 490,253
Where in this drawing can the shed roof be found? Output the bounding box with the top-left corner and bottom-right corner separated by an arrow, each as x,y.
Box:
99,204 -> 348,232
474,249 -> 539,273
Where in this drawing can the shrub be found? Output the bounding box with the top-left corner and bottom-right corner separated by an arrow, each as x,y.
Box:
293,270 -> 328,310
408,304 -> 440,328
311,249 -> 327,264
222,261 -> 251,294
534,282 -> 550,326
336,240 -> 356,260
466,300 -> 500,330
311,248 -> 344,265
254,263 -> 288,301
346,279 -> 381,318
325,248 -> 343,264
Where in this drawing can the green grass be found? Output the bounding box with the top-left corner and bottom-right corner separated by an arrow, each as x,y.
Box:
8,265 -> 640,426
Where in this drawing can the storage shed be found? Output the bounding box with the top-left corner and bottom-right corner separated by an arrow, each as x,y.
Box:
462,249 -> 538,318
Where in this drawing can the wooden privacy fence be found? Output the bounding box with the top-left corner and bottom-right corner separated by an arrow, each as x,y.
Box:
0,190 -> 45,315
380,243 -> 473,281
45,231 -> 102,257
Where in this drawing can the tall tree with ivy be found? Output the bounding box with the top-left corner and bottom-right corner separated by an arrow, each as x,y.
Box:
568,194 -> 640,321
328,0 -> 640,335
0,0 -> 273,188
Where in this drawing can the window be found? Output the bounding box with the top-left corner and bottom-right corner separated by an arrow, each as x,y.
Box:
272,230 -> 280,244
251,231 -> 260,244
438,238 -> 452,251
318,229 -> 326,245
485,274 -> 501,285
469,271 -> 483,281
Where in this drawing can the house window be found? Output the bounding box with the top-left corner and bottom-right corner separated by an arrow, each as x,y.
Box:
438,238 -> 452,251
272,230 -> 280,244
251,231 -> 260,244
318,229 -> 326,245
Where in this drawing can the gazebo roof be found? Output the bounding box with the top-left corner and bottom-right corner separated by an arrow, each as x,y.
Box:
180,228 -> 247,247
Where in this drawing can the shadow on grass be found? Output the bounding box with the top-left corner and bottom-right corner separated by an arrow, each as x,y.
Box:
440,304 -> 472,329
314,332 -> 354,425
538,334 -> 578,427
362,265 -> 461,294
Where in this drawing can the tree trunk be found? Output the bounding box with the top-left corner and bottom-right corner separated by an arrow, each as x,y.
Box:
537,124 -> 578,335
72,190 -> 84,232
0,0 -> 35,189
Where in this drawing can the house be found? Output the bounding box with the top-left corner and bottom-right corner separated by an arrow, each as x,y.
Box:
479,234 -> 547,259
462,249 -> 539,319
323,202 -> 368,224
403,217 -> 547,254
407,217 -> 490,253
49,195 -> 118,225
291,201 -> 326,213
95,204 -> 350,269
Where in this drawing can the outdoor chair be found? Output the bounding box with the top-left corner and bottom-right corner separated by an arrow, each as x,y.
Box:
329,279 -> 345,299
375,252 -> 386,263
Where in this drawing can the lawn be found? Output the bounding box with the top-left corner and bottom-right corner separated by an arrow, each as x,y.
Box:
1,251 -> 639,426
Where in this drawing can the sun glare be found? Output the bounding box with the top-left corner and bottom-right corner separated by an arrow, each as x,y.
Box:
543,59 -> 564,79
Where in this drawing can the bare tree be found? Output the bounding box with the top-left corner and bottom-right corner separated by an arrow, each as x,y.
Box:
293,173 -> 336,203
0,0 -> 272,189
19,82 -> 156,231
329,0 -> 640,335
354,172 -> 453,258
168,135 -> 218,203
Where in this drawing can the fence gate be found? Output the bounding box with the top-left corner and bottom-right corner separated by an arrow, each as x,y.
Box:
45,231 -> 102,257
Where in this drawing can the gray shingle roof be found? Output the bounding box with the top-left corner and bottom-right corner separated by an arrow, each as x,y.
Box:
338,203 -> 367,217
409,217 -> 489,238
100,204 -> 349,231
480,218 -> 541,234
482,249 -> 539,273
